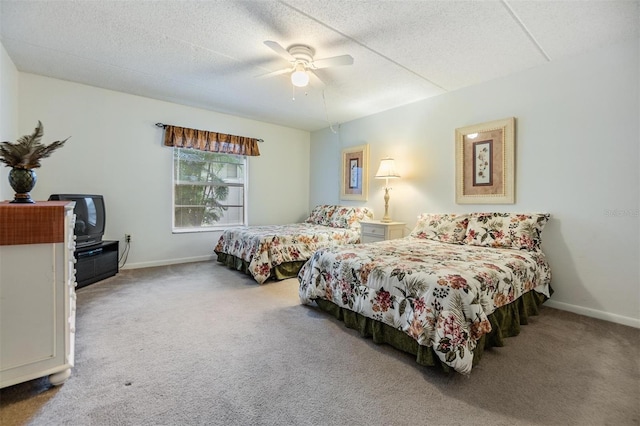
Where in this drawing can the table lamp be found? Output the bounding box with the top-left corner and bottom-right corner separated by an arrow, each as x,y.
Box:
374,158 -> 400,223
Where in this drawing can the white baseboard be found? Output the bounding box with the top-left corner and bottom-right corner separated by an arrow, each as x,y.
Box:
121,255 -> 214,270
545,300 -> 639,329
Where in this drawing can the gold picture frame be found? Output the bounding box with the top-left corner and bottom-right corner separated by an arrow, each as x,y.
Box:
340,144 -> 369,201
455,117 -> 515,204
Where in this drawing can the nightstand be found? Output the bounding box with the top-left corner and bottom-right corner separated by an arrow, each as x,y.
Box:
360,220 -> 406,243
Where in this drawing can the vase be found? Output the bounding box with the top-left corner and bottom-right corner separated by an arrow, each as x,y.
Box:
8,168 -> 37,203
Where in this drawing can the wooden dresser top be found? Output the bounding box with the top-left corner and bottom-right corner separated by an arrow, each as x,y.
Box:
0,201 -> 74,246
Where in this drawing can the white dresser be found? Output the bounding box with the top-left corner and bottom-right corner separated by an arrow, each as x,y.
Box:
360,220 -> 406,243
0,201 -> 76,388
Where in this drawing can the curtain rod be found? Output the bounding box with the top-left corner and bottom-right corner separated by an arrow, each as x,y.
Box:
155,122 -> 264,143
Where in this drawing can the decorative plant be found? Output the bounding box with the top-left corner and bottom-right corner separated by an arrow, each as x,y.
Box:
0,121 -> 68,169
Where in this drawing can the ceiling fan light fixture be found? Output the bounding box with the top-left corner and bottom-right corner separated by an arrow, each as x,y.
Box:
291,64 -> 309,87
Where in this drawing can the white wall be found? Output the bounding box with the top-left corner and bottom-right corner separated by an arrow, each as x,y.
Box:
17,74 -> 310,268
0,42 -> 19,201
310,38 -> 640,328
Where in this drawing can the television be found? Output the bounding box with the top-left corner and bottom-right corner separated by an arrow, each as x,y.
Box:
49,194 -> 106,248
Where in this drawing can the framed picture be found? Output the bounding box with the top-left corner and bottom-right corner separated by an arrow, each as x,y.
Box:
455,117 -> 515,204
341,144 -> 369,201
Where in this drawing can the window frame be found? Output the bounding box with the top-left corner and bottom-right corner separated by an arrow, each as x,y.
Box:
171,147 -> 248,233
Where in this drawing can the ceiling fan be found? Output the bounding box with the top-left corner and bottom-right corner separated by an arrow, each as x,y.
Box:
260,40 -> 354,88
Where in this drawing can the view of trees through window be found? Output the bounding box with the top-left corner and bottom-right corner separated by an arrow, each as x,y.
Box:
173,148 -> 246,230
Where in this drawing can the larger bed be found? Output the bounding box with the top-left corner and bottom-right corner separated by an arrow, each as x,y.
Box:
215,205 -> 373,284
298,212 -> 552,374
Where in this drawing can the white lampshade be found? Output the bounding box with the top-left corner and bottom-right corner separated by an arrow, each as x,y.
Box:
291,64 -> 309,87
375,158 -> 400,179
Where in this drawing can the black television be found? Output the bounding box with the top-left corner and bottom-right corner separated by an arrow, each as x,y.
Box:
49,194 -> 106,248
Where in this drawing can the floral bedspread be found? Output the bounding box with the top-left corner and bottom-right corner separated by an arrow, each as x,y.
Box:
214,223 -> 361,284
298,237 -> 552,374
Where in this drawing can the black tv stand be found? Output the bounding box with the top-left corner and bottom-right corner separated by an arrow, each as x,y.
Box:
75,240 -> 119,288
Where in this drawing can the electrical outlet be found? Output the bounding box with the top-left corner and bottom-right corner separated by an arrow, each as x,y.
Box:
125,234 -> 131,243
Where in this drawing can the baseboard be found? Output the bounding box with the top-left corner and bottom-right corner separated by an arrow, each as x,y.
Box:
121,255 -> 214,270
545,300 -> 639,329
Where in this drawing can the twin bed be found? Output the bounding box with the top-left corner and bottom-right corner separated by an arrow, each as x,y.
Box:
216,210 -> 552,374
214,205 -> 373,284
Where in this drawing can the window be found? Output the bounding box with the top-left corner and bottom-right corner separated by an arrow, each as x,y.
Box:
173,147 -> 247,232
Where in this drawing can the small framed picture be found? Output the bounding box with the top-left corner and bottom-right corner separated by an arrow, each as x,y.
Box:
455,117 -> 515,204
341,144 -> 369,201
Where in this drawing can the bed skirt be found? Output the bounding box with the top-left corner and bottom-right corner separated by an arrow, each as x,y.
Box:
313,288 -> 551,373
215,252 -> 306,281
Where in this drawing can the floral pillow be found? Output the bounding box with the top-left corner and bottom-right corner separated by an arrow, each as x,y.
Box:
463,212 -> 550,251
329,206 -> 374,229
305,205 -> 336,226
409,213 -> 470,243
305,205 -> 374,229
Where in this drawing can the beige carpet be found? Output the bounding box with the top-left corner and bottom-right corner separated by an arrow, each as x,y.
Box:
1,261 -> 638,426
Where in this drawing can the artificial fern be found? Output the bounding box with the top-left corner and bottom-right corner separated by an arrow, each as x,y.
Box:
0,121 -> 68,169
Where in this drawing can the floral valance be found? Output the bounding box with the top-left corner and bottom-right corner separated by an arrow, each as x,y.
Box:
159,123 -> 261,156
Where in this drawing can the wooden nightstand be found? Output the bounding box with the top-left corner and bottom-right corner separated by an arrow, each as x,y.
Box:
360,220 -> 406,243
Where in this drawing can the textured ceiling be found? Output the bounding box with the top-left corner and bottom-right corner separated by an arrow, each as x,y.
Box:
1,0 -> 638,132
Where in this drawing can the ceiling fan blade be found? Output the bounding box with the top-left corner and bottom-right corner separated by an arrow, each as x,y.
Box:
311,55 -> 354,69
256,67 -> 293,79
264,40 -> 295,62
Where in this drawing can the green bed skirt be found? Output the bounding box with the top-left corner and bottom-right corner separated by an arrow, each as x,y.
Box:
314,289 -> 551,373
215,252 -> 306,281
